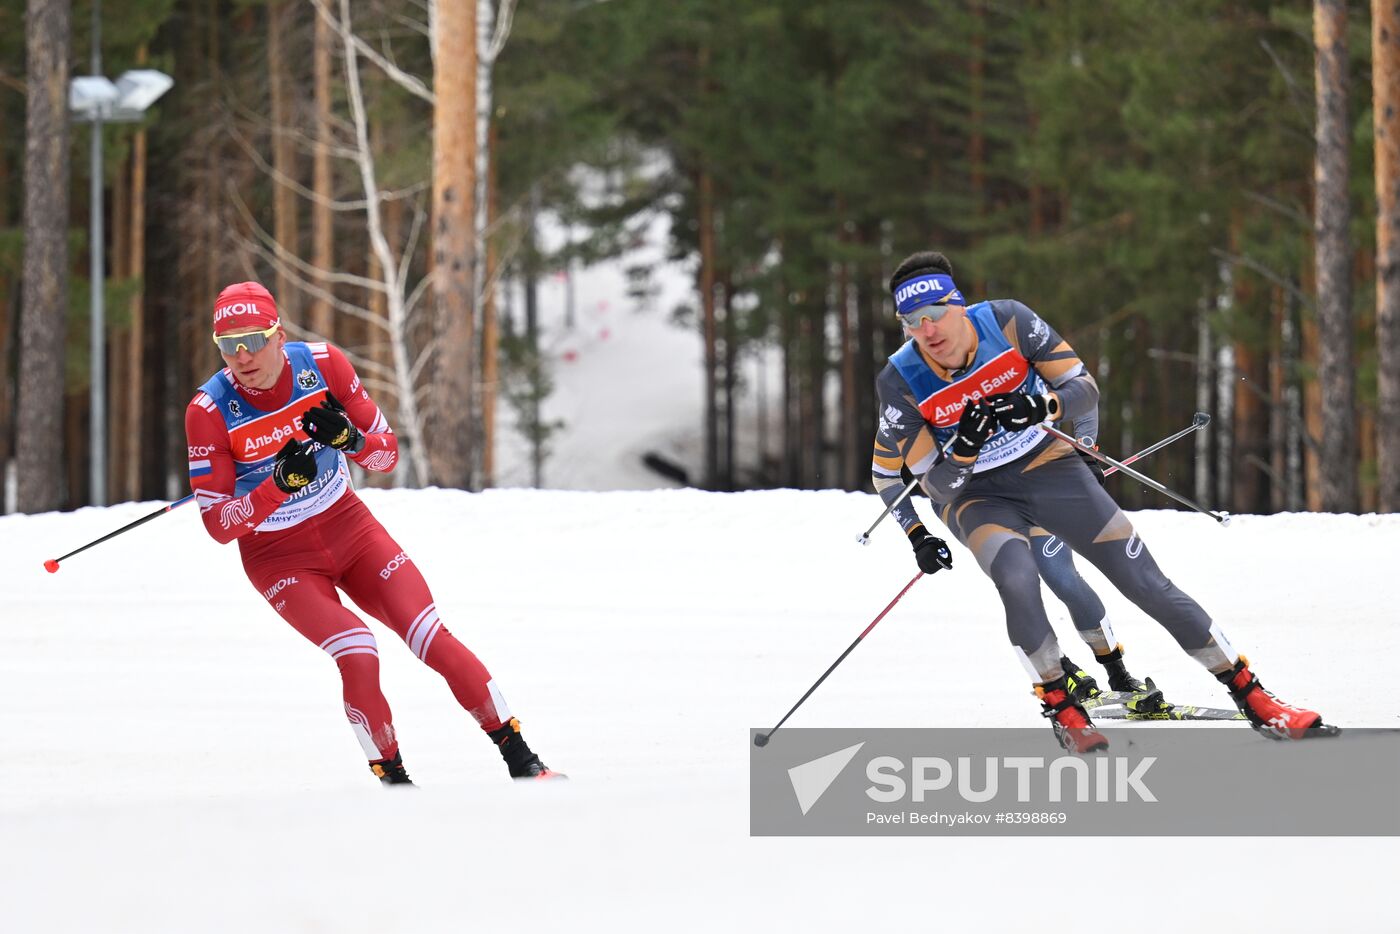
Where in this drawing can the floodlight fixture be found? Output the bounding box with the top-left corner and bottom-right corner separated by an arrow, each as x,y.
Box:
113,69 -> 173,116
68,76 -> 119,115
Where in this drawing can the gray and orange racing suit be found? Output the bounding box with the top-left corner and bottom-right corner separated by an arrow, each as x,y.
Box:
1024,402 -> 1118,657
871,299 -> 1238,684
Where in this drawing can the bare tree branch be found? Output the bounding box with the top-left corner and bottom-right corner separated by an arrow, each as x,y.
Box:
238,120 -> 430,207
1242,189 -> 1310,229
410,336 -> 439,384
227,181 -> 391,295
1210,247 -> 1314,310
1147,347 -> 1321,456
479,220 -> 525,307
244,237 -> 391,330
404,265 -> 436,325
485,0 -> 517,62
282,320 -> 398,382
228,123 -> 374,212
383,8 -> 430,41
398,196 -> 429,290
311,0 -> 436,104
1258,37 -> 1314,132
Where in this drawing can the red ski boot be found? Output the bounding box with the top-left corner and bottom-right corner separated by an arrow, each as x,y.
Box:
1036,676 -> 1109,754
1216,657 -> 1339,740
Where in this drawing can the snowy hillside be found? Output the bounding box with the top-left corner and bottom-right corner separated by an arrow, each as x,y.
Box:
492,214 -> 709,491
1,492 -> 1396,932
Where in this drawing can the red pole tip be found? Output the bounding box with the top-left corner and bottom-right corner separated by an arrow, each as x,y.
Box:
43,559 -> 59,573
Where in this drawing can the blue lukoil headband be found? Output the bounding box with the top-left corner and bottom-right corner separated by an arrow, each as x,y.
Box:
893,273 -> 964,315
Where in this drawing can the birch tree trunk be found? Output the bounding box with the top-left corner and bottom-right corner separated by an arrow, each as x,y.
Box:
722,280 -> 736,490
838,258 -> 857,491
698,167 -> 718,489
17,0 -> 71,513
1229,216 -> 1268,513
330,0 -> 429,487
1270,288 -> 1287,513
475,0 -> 515,483
854,256 -> 878,493
268,0 -> 300,324
1375,0 -> 1400,512
429,0 -> 478,488
310,5 -> 334,339
1313,0 -> 1358,511
363,192 -> 392,490
481,117 -> 499,488
780,283 -> 797,487
1194,307 -> 1213,506
0,135 -> 11,508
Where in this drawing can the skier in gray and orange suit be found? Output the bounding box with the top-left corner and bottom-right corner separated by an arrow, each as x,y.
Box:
870,251 -> 1334,752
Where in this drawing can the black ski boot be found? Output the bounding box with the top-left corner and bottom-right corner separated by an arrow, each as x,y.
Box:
488,718 -> 565,780
1097,645 -> 1171,714
369,751 -> 415,786
1061,655 -> 1101,702
1098,645 -> 1145,692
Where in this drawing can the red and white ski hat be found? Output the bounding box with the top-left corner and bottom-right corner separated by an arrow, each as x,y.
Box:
212,281 -> 280,334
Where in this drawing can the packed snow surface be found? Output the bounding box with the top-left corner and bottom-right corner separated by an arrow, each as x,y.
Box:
2,492 -> 1396,932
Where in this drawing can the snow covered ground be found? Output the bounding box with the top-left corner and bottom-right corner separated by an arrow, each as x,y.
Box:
2,493 -> 1397,932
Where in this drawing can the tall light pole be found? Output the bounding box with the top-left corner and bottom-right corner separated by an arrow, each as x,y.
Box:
68,0 -> 172,506
89,0 -> 103,508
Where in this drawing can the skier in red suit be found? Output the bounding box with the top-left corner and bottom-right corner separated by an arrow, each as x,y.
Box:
185,281 -> 558,785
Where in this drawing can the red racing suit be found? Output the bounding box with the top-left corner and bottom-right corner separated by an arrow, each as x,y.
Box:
185,341 -> 510,761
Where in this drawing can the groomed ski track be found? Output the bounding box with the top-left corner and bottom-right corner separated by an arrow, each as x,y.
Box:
2,491 -> 1395,932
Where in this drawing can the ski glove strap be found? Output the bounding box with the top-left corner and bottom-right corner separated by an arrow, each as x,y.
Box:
908,525 -> 953,575
985,392 -> 1057,431
302,393 -> 364,454
272,439 -> 317,493
951,399 -> 996,459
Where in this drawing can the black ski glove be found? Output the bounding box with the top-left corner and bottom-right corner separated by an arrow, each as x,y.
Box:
909,525 -> 953,575
272,439 -> 318,493
985,392 -> 1058,431
951,399 -> 997,459
302,392 -> 364,454
1077,445 -> 1106,485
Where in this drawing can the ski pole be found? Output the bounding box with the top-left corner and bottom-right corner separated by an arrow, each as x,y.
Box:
857,478 -> 920,545
859,412 -> 1212,544
43,493 -> 196,573
1102,411 -> 1210,477
754,571 -> 924,748
1040,423 -> 1230,525
857,433 -> 960,545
